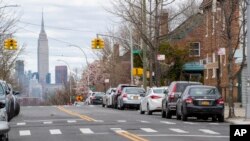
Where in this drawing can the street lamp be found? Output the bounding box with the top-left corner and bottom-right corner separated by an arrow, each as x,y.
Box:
57,59 -> 72,104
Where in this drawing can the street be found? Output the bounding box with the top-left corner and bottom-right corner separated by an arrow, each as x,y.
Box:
8,105 -> 230,141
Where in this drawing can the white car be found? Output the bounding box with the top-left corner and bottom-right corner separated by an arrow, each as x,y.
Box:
103,88 -> 116,108
140,87 -> 168,115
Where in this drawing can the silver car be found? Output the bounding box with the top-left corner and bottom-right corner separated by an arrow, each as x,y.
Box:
117,87 -> 145,110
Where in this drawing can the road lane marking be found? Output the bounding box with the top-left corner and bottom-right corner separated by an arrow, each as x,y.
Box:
199,129 -> 220,135
169,128 -> 189,133
43,121 -> 53,124
183,122 -> 197,125
139,120 -> 150,123
160,121 -> 176,124
67,120 -> 77,123
116,130 -> 149,141
139,134 -> 229,138
94,120 -> 104,122
140,128 -> 158,133
117,120 -> 127,123
80,128 -> 94,134
209,123 -> 219,125
17,122 -> 26,126
50,129 -> 62,135
19,130 -> 31,136
110,128 -> 122,131
57,106 -> 96,122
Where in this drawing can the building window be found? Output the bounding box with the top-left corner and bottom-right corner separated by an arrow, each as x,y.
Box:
212,15 -> 215,35
206,13 -> 208,37
189,42 -> 200,56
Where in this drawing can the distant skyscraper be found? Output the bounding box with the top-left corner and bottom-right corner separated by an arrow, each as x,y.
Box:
15,60 -> 25,84
38,12 -> 49,84
55,66 -> 68,84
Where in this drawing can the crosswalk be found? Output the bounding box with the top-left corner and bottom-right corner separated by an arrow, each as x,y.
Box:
17,127 -> 221,137
14,120 -> 223,126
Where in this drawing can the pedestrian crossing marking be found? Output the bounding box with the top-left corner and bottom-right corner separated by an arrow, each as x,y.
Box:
183,122 -> 197,125
50,129 -> 62,135
80,128 -> 94,134
17,122 -> 26,126
160,121 -> 176,124
140,120 -> 150,123
67,120 -> 77,123
117,120 -> 127,123
19,130 -> 31,136
170,128 -> 189,133
199,129 -> 220,135
141,128 -> 158,133
43,121 -> 53,124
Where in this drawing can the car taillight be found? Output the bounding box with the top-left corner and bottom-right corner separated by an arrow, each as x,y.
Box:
168,84 -> 177,102
150,95 -> 161,99
185,97 -> 193,104
216,98 -> 224,105
123,93 -> 127,98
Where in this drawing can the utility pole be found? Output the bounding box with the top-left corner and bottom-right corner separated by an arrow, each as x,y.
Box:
142,0 -> 147,89
246,0 -> 250,119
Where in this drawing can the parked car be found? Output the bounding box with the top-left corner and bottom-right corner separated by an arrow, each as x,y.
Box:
7,84 -> 20,116
85,92 -> 95,105
107,88 -> 116,108
90,92 -> 105,105
0,101 -> 9,141
0,80 -> 15,121
117,87 -> 145,110
140,87 -> 167,115
102,88 -> 116,108
112,84 -> 137,109
161,81 -> 202,119
176,85 -> 224,122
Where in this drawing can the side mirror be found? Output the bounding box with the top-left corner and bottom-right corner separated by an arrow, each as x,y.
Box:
164,90 -> 169,95
5,90 -> 10,95
14,91 -> 20,95
0,101 -> 5,108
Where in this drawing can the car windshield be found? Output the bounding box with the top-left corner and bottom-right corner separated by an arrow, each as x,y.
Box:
125,88 -> 144,94
189,87 -> 219,96
176,83 -> 200,93
153,89 -> 164,94
0,85 -> 4,95
94,92 -> 104,96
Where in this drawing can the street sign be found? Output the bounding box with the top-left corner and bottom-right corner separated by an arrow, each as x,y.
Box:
133,68 -> 143,76
157,54 -> 165,61
133,50 -> 141,54
76,95 -> 83,101
217,48 -> 225,55
104,79 -> 109,83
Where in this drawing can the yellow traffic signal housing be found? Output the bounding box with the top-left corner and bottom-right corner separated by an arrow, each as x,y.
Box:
91,39 -> 97,49
137,68 -> 143,76
4,39 -> 10,49
96,39 -> 101,49
133,68 -> 137,76
99,39 -> 104,49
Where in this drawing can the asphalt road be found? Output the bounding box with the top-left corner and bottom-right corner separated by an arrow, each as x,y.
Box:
8,105 -> 230,141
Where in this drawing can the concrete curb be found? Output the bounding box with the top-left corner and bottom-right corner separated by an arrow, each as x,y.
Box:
225,118 -> 250,125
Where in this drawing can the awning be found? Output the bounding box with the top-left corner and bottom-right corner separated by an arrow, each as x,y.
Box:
183,62 -> 204,71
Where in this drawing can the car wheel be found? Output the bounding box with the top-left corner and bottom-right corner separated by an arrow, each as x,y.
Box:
120,104 -> 125,110
212,116 -> 217,122
166,107 -> 172,119
181,113 -> 187,121
147,104 -> 152,115
0,133 -> 8,141
15,103 -> 20,116
202,117 -> 208,121
102,103 -> 105,107
140,105 -> 145,114
218,115 -> 224,122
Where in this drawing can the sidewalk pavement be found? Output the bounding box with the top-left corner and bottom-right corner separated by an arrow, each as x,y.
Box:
225,104 -> 250,124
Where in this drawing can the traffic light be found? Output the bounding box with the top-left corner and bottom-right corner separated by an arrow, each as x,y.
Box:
99,39 -> 104,49
3,38 -> 18,50
4,39 -> 10,49
91,39 -> 97,49
133,68 -> 143,76
96,39 -> 100,49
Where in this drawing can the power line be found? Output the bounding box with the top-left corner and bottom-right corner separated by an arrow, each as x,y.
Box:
19,20 -> 96,33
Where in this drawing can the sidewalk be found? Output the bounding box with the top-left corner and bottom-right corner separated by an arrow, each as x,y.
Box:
225,103 -> 250,124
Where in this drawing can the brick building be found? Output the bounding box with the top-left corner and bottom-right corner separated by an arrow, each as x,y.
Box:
161,0 -> 242,102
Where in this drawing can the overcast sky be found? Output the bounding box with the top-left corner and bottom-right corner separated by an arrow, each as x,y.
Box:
7,0 -> 118,83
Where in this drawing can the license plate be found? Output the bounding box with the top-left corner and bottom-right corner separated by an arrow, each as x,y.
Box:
201,101 -> 210,106
133,96 -> 138,100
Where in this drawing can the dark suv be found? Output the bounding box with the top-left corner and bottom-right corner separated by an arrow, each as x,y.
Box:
112,84 -> 137,109
161,81 -> 202,119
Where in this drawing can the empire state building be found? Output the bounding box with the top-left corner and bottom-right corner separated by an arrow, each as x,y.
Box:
37,13 -> 49,84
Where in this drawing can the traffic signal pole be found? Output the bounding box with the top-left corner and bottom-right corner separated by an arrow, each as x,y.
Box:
129,27 -> 134,85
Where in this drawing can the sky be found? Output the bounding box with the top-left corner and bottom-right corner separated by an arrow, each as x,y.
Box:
5,0 -> 119,83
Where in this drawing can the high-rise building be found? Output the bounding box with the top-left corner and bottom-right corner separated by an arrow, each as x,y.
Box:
55,66 -> 68,84
37,12 -> 49,84
15,60 -> 24,77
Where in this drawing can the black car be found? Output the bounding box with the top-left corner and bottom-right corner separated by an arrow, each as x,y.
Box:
176,85 -> 224,122
91,92 -> 105,105
161,81 -> 202,119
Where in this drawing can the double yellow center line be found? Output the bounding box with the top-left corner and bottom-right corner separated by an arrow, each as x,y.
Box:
57,106 -> 96,122
116,130 -> 149,141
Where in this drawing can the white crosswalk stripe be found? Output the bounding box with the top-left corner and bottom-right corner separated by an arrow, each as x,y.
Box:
43,121 -> 53,124
209,123 -> 219,125
140,120 -> 150,123
117,120 -> 127,123
110,128 -> 122,131
80,128 -> 94,134
160,121 -> 176,125
170,128 -> 189,133
94,120 -> 104,122
67,120 -> 77,123
19,130 -> 31,136
17,122 -> 26,126
50,129 -> 62,135
199,129 -> 220,135
141,128 -> 158,133
183,122 -> 197,125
